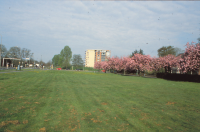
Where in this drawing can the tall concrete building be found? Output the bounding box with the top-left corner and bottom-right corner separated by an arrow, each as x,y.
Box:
85,49 -> 111,67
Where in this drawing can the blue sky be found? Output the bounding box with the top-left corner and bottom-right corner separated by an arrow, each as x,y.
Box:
0,0 -> 200,63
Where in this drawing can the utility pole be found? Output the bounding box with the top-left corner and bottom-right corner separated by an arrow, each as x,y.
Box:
16,46 -> 21,70
41,55 -> 42,69
83,59 -> 85,71
33,53 -> 35,68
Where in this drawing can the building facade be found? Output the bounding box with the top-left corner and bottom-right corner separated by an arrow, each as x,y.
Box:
85,49 -> 111,67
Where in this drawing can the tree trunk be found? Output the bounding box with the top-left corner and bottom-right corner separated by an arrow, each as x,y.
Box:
168,66 -> 171,73
165,67 -> 167,73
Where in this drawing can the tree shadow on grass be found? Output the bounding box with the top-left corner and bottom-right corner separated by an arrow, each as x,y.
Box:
0,78 -> 9,80
162,78 -> 200,83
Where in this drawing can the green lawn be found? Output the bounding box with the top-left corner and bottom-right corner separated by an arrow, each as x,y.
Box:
0,70 -> 199,132
0,69 -> 17,72
0,68 -> 39,72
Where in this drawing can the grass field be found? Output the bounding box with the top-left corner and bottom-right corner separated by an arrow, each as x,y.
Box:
0,69 -> 17,73
0,68 -> 39,73
0,70 -> 199,132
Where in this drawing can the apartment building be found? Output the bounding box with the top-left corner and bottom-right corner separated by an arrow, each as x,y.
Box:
85,49 -> 111,67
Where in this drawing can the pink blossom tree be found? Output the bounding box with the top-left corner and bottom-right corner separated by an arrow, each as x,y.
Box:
128,54 -> 152,74
101,61 -> 110,73
149,57 -> 162,72
95,49 -> 195,75
180,42 -> 200,74
126,58 -> 137,73
114,57 -> 123,72
94,61 -> 102,72
121,57 -> 131,75
138,54 -> 152,71
107,57 -> 117,71
107,57 -> 122,73
129,54 -> 140,73
158,54 -> 181,73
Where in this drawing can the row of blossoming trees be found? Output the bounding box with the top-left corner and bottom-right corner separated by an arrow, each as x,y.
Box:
94,42 -> 200,75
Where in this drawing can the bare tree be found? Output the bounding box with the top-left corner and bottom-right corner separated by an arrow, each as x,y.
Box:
21,48 -> 31,58
0,44 -> 7,58
8,47 -> 21,58
46,60 -> 52,67
72,54 -> 83,68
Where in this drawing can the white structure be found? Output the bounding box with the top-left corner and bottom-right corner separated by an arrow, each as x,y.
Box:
85,49 -> 111,67
35,64 -> 40,67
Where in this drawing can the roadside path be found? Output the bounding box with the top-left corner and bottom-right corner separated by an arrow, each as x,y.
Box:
0,71 -> 23,74
0,69 -> 53,74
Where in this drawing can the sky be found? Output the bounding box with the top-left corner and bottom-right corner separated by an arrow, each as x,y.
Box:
0,0 -> 200,63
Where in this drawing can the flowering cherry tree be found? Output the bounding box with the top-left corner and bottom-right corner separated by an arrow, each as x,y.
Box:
180,42 -> 200,73
121,57 -> 131,75
114,57 -> 123,72
138,54 -> 152,71
107,57 -> 117,71
94,61 -> 102,72
101,61 -> 110,73
149,57 -> 162,72
158,54 -> 181,73
129,54 -> 152,73
93,43 -> 200,75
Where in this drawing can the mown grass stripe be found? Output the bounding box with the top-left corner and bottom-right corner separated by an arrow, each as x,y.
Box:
0,70 -> 200,132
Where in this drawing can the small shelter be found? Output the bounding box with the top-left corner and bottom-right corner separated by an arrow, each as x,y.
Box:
2,58 -> 21,67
